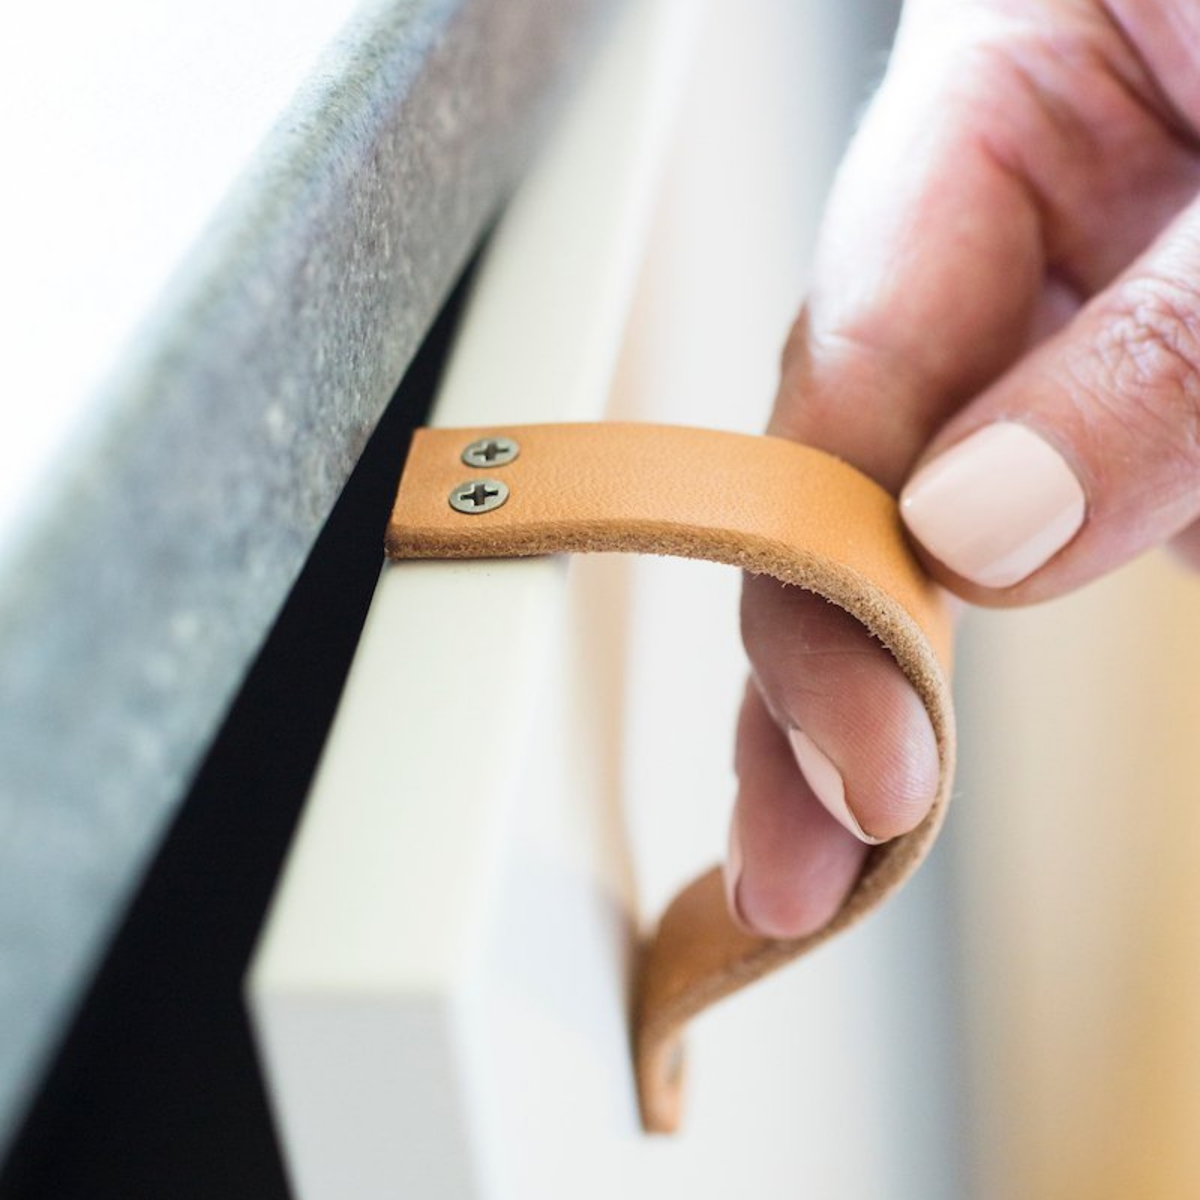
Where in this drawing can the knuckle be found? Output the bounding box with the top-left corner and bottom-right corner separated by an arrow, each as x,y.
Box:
1089,276 -> 1200,467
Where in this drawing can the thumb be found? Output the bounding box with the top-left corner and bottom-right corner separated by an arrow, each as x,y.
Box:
899,204 -> 1200,603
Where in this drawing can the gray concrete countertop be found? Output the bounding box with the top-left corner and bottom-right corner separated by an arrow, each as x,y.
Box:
0,0 -> 613,1149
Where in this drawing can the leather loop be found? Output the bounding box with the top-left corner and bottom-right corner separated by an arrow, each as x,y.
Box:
386,423 -> 955,1134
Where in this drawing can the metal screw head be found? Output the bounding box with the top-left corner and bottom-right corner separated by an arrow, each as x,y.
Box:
448,478 -> 509,515
461,436 -> 519,468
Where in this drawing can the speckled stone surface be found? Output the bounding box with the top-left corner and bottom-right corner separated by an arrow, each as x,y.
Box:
0,0 -> 614,1149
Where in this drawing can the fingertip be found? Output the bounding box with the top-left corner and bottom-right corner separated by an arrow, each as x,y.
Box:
742,582 -> 942,844
841,691 -> 941,842
726,802 -> 849,942
733,833 -> 863,941
730,685 -> 869,941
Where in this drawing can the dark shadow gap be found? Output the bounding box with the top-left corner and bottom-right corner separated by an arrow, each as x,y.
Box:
0,262 -> 474,1200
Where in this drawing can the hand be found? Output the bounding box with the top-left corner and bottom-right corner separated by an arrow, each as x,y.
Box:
727,0 -> 1200,936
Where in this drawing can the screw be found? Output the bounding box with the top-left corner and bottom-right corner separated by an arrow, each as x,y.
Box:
448,478 -> 509,514
461,436 -> 519,468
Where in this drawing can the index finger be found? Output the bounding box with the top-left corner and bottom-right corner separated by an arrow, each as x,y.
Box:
772,4 -> 1046,487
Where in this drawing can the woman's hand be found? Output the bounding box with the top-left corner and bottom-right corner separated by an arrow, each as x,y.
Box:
728,0 -> 1200,936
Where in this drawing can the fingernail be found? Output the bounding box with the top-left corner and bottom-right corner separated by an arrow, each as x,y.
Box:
788,727 -> 882,845
724,818 -> 747,925
900,422 -> 1086,589
724,816 -> 744,926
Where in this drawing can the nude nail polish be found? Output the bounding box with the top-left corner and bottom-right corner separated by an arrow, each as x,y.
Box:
788,727 -> 882,845
724,818 -> 747,924
900,422 -> 1086,589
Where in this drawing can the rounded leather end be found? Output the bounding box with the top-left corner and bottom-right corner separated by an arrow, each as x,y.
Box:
635,1024 -> 687,1135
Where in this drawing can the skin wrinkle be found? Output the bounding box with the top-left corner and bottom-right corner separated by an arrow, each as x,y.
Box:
979,0 -> 1191,127
1063,379 -> 1200,540
1040,267 -> 1200,534
983,53 -> 1112,287
1095,276 -> 1200,437
975,34 -> 1200,293
1104,0 -> 1200,132
1091,24 -> 1199,149
920,5 -> 1200,281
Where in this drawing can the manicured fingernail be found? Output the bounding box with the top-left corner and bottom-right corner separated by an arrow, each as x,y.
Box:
900,422 -> 1086,589
788,727 -> 882,845
724,817 -> 747,925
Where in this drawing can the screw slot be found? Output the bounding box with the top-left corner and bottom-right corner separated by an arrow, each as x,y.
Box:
462,436 -> 519,468
448,478 -> 509,515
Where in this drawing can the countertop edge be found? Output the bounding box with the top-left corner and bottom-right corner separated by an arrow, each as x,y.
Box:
0,0 -> 616,1149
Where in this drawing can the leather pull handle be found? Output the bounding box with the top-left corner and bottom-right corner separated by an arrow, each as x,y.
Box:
386,423 -> 955,1134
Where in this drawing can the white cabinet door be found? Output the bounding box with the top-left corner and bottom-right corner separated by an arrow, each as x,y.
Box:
247,3 -> 961,1198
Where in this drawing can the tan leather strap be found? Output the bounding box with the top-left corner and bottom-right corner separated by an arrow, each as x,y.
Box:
386,423 -> 955,1133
